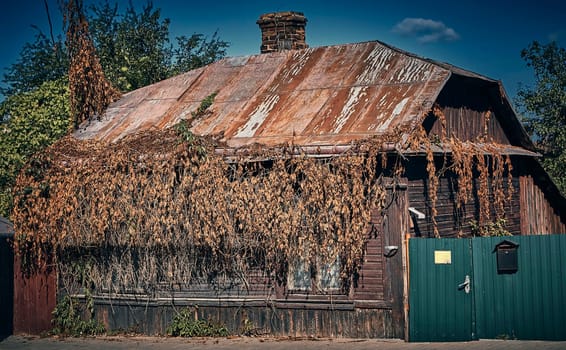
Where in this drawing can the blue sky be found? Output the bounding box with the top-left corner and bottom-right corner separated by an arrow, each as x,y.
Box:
1,0 -> 565,103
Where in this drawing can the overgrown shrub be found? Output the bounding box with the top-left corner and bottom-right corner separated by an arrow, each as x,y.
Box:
51,295 -> 105,337
167,308 -> 229,337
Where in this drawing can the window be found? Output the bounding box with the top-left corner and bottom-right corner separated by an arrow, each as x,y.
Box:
288,256 -> 311,290
288,255 -> 341,292
317,257 -> 341,290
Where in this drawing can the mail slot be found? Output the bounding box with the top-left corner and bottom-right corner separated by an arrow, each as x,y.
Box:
494,240 -> 519,273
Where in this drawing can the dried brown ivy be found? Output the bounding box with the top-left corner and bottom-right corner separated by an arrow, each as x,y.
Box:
65,0 -> 120,128
12,105 -> 515,294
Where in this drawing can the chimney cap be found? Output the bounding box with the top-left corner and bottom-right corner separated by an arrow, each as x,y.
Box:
257,11 -> 307,25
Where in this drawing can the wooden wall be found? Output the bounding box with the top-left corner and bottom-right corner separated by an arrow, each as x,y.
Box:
405,155 -> 566,237
158,268 -> 276,299
92,297 -> 398,338
406,157 -> 522,238
13,254 -> 57,335
352,208 -> 385,301
381,185 -> 407,338
423,74 -> 565,236
430,76 -> 510,144
428,106 -> 510,144
63,185 -> 407,339
518,159 -> 566,234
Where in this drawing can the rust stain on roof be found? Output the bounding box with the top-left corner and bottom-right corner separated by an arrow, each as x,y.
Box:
74,41 -> 453,147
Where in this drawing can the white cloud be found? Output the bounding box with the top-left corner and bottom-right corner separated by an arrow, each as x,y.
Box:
392,18 -> 460,43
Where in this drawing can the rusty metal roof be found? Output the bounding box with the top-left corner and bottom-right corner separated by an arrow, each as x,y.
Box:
74,41 -> 455,147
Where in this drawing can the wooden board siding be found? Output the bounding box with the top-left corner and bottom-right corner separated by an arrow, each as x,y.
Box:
13,255 -> 57,335
520,175 -> 566,234
92,297 -> 400,338
406,157 -> 521,238
159,209 -> 390,303
430,107 -> 510,144
72,191 -> 400,339
160,269 -> 276,299
432,75 -> 511,144
381,185 -> 408,340
409,176 -> 521,237
353,208 -> 385,301
516,158 -> 566,234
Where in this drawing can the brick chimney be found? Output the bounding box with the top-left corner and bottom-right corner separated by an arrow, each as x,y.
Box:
257,11 -> 308,53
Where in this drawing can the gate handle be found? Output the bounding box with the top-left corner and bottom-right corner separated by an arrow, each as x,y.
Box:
458,275 -> 471,294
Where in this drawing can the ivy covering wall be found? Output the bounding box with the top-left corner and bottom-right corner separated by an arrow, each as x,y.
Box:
12,106 -> 515,296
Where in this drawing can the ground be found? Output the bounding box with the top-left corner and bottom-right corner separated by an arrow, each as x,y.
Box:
1,336 -> 565,350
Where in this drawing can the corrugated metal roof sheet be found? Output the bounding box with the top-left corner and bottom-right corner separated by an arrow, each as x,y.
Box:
74,41 -> 452,147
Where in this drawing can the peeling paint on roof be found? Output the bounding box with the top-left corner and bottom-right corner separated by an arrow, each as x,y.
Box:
334,86 -> 367,133
236,94 -> 280,138
73,41 -> 458,147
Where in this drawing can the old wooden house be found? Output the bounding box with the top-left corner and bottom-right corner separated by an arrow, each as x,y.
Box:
11,12 -> 566,339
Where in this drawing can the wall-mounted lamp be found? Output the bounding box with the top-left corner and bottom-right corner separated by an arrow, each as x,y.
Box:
408,207 -> 425,220
384,245 -> 399,257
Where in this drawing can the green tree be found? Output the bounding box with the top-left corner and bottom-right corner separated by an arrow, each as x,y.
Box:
88,0 -> 171,91
0,79 -> 70,217
3,1 -> 230,96
0,0 -> 229,216
88,1 -> 229,91
516,41 -> 566,194
170,32 -> 229,76
1,31 -> 68,96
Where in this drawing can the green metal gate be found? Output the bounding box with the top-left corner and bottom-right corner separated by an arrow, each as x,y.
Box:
409,238 -> 475,341
409,235 -> 566,342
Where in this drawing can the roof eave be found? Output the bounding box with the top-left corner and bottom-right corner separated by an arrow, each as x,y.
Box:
214,141 -> 540,162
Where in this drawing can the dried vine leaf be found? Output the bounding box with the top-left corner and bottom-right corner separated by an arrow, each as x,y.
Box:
65,0 -> 120,128
12,105 -> 517,292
